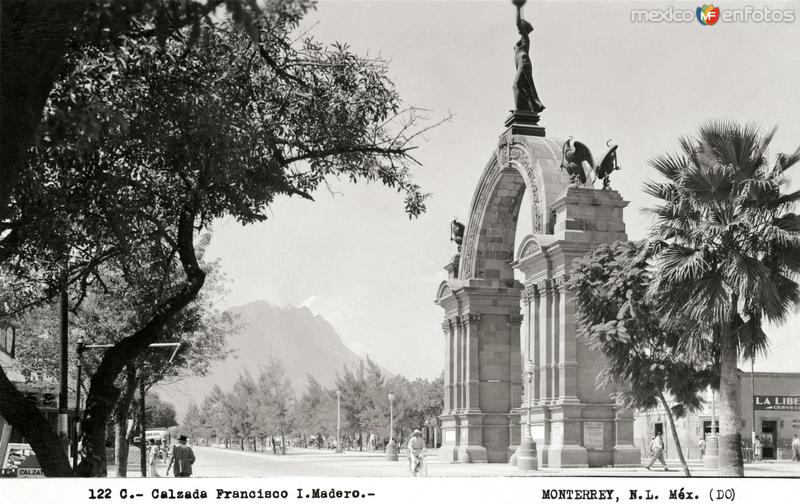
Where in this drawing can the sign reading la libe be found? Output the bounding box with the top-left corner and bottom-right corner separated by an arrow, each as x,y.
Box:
754,395 -> 800,411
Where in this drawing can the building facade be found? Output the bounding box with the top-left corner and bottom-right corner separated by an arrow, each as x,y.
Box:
634,370 -> 800,461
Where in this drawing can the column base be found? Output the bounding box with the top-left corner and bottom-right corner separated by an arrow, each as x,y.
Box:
438,443 -> 459,463
458,444 -> 488,463
517,438 -> 538,470
612,444 -> 641,467
508,444 -> 520,465
547,444 -> 588,468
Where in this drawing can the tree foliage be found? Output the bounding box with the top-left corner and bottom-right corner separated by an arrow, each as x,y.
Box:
1,0 -> 436,477
644,121 -> 800,476
568,240 -> 716,476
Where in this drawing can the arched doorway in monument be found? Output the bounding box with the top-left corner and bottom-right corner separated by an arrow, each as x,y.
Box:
434,130 -> 640,468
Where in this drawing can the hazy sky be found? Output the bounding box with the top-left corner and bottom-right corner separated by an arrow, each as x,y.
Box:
205,0 -> 800,379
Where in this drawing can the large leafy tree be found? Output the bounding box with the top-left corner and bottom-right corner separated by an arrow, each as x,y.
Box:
644,121 -> 800,476
0,0 -> 259,228
567,240 -> 716,476
0,1 -> 435,477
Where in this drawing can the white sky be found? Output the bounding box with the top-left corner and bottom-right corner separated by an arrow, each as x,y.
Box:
206,0 -> 800,379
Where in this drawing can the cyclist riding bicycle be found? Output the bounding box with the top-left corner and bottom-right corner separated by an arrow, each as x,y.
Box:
407,429 -> 426,476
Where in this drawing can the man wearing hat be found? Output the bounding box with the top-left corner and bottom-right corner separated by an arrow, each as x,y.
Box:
407,429 -> 426,476
167,435 -> 196,477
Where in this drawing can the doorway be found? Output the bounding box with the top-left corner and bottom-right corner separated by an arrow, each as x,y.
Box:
760,420 -> 777,460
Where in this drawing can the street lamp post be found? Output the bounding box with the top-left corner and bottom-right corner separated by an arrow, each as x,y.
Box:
71,338 -> 85,468
385,392 -> 398,461
517,361 -> 538,470
336,390 -> 342,453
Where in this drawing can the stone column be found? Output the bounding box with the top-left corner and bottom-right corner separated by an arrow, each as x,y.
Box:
442,320 -> 453,414
529,284 -> 541,402
438,317 -> 460,462
453,317 -> 463,414
538,280 -> 552,403
554,276 -> 578,401
462,313 -> 481,412
550,279 -> 561,400
507,313 -> 523,459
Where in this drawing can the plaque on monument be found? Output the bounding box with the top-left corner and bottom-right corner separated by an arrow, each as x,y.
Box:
583,421 -> 604,451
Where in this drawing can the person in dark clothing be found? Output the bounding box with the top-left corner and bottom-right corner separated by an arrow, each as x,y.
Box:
166,435 -> 195,477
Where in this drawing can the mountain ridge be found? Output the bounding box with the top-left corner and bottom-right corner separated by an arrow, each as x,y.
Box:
156,300 -> 374,418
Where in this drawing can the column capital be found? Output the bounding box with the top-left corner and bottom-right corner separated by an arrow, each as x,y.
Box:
521,284 -> 538,303
536,279 -> 551,293
459,313 -> 481,325
551,275 -> 566,293
441,320 -> 451,334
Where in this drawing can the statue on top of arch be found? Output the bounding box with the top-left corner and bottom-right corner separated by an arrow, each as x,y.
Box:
512,0 -> 545,116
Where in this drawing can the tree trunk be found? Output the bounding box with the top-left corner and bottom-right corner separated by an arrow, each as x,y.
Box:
718,325 -> 744,476
0,364 -> 73,476
113,366 -> 137,477
657,391 -> 691,477
279,424 -> 286,455
75,205 -> 206,476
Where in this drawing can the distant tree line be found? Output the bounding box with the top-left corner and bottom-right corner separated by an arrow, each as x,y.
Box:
180,358 -> 443,453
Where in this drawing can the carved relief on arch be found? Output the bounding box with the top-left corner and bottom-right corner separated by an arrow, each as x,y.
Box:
459,144 -> 542,280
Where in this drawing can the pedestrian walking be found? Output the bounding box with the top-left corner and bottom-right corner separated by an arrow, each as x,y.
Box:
754,436 -> 762,461
698,438 -> 705,461
147,439 -> 160,477
645,433 -> 668,471
792,434 -> 800,462
166,435 -> 195,477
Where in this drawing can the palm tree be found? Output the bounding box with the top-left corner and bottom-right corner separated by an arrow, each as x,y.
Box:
644,121 -> 800,476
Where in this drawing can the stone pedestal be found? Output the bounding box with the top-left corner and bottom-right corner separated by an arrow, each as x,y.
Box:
704,434 -> 719,469
385,439 -> 398,461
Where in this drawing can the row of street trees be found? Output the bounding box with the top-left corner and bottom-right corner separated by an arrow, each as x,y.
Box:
180,358 -> 443,453
0,0 -> 435,477
569,121 -> 800,476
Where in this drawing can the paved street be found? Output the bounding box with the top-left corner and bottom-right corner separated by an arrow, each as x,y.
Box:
111,446 -> 800,478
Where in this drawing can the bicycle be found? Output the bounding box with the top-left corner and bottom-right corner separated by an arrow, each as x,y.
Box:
409,453 -> 426,477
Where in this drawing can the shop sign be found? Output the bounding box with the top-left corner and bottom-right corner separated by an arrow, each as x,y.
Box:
754,395 -> 800,411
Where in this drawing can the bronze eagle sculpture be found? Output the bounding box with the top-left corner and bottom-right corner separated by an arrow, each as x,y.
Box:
560,138 -> 621,189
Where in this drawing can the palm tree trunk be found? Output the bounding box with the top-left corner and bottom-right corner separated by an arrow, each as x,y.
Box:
718,324 -> 744,476
657,390 -> 691,476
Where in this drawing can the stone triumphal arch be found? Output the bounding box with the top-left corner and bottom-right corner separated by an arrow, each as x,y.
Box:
434,1 -> 640,469
435,124 -> 640,468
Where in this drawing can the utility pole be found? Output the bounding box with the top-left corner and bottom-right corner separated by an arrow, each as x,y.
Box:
72,338 -> 85,468
58,287 -> 69,453
140,380 -> 147,477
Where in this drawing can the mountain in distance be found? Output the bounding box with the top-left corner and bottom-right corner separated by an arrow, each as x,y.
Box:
156,300 -> 373,418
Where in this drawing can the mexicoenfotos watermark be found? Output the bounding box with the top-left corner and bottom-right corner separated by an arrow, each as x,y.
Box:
631,4 -> 796,24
